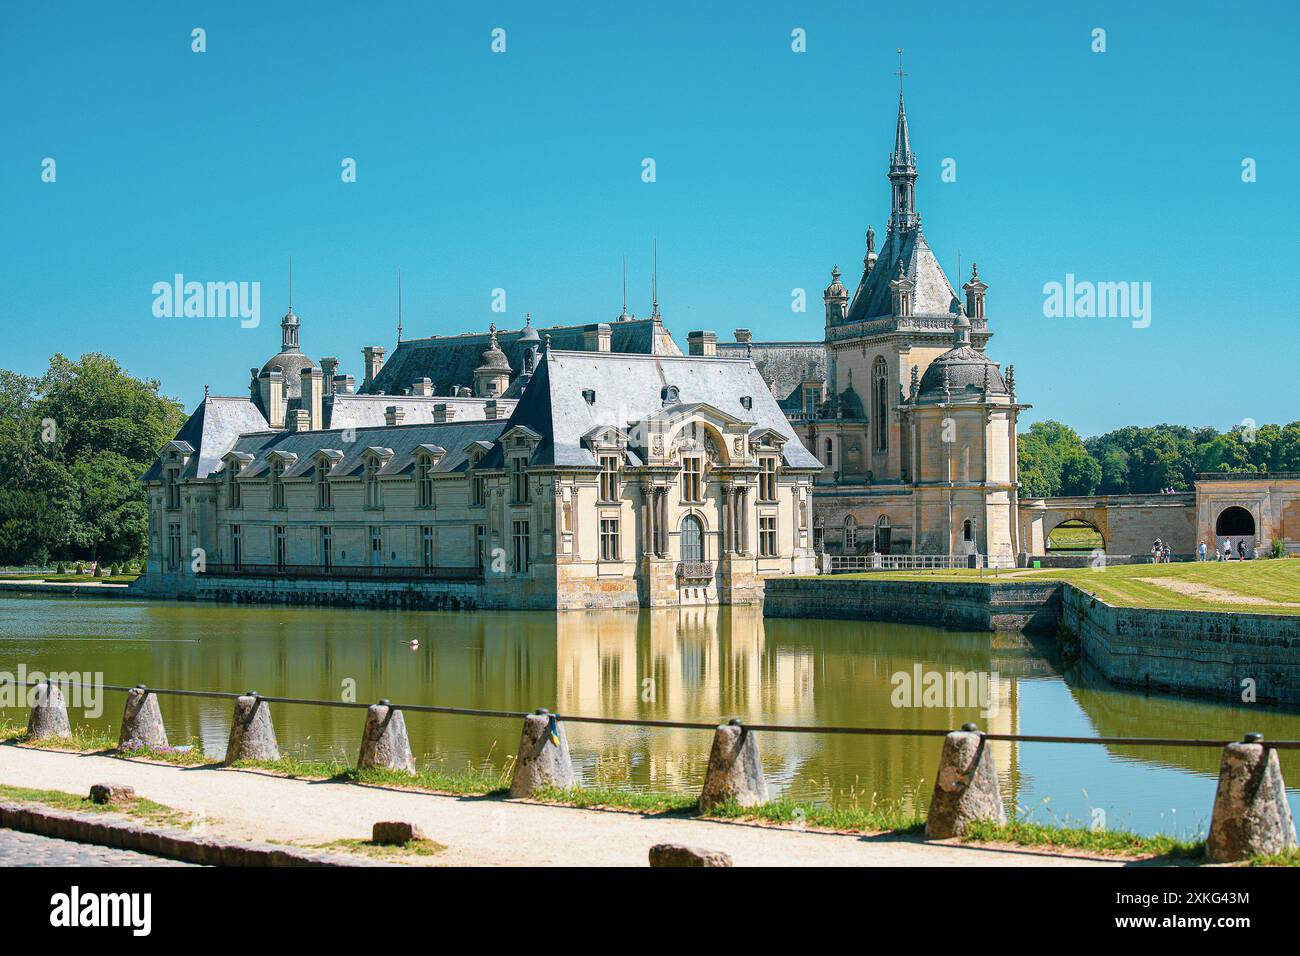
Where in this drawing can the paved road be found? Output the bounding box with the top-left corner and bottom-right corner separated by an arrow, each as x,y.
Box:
0,827 -> 194,866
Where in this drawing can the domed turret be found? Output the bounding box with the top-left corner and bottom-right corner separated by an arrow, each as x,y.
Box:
474,324 -> 512,397
915,307 -> 1006,404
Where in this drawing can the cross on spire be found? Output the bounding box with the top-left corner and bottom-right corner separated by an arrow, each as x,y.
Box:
895,48 -> 907,98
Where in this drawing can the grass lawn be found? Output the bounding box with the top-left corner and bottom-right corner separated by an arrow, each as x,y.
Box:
0,573 -> 139,584
821,558 -> 1300,615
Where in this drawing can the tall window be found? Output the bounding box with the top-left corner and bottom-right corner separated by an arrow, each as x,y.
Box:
599,517 -> 620,561
316,464 -> 332,509
824,438 -> 833,469
681,457 -> 702,502
512,458 -> 529,503
365,459 -> 383,509
472,474 -> 486,507
680,514 -> 704,563
759,514 -> 778,557
872,356 -> 889,453
270,460 -> 285,509
844,515 -> 858,551
230,525 -> 242,569
369,526 -> 383,566
758,456 -> 778,501
599,455 -> 621,502
474,525 -> 486,572
274,525 -> 287,570
227,465 -> 241,508
963,518 -> 975,542
320,526 -> 333,569
421,526 -> 435,570
165,467 -> 181,510
512,519 -> 530,573
167,523 -> 182,570
813,517 -> 824,552
417,456 -> 434,508
876,514 -> 892,554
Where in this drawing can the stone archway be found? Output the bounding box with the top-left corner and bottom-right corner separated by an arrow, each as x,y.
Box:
1047,518 -> 1106,553
1214,505 -> 1256,555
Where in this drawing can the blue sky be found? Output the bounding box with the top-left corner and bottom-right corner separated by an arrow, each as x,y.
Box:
2,1 -> 1296,436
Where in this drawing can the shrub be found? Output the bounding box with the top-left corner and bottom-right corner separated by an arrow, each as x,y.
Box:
55,562 -> 66,574
1273,539 -> 1287,560
75,561 -> 85,574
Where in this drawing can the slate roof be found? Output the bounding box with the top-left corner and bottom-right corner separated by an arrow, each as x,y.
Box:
223,420 -> 508,481
365,317 -> 680,397
715,339 -> 826,412
842,226 -> 960,324
915,346 -> 1008,404
483,350 -> 821,470
142,396 -> 269,481
327,394 -> 516,430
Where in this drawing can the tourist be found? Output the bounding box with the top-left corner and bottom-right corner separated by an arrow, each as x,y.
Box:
1198,540 -> 1207,561
1238,540 -> 1247,561
1221,539 -> 1231,561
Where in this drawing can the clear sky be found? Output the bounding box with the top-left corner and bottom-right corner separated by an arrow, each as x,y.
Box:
2,1 -> 1296,436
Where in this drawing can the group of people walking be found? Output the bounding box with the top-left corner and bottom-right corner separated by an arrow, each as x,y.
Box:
1197,539 -> 1249,561
1151,539 -> 1173,563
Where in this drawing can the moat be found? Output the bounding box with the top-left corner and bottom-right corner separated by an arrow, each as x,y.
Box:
2,593 -> 1297,838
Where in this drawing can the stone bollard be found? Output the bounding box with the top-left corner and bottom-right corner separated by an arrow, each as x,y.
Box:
1206,733 -> 1297,862
26,680 -> 72,740
89,783 -> 136,805
925,723 -> 1005,839
649,843 -> 734,867
224,692 -> 280,764
699,719 -> 768,812
118,685 -> 168,752
510,709 -> 575,797
357,700 -> 415,773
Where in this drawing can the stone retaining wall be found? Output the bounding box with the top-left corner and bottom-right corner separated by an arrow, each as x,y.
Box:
763,577 -> 1062,633
194,575 -> 480,611
1061,585 -> 1300,705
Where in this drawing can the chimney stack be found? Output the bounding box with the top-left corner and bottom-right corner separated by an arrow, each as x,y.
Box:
301,367 -> 323,430
687,331 -> 717,356
733,329 -> 752,344
291,409 -> 311,432
320,357 -> 339,395
485,400 -> 499,420
362,346 -> 385,390
413,377 -> 433,397
333,373 -> 355,395
583,323 -> 612,352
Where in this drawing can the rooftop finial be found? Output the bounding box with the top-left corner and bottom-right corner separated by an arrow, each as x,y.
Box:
288,255 -> 293,313
544,332 -> 552,354
396,267 -> 403,343
619,255 -> 630,320
488,321 -> 498,348
895,47 -> 908,100
651,239 -> 660,318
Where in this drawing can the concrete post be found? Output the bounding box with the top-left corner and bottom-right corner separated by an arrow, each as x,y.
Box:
510,709 -> 575,797
118,685 -> 168,752
357,700 -> 415,773
1206,733 -> 1297,862
26,680 -> 72,740
699,719 -> 768,812
224,692 -> 280,764
925,723 -> 1005,839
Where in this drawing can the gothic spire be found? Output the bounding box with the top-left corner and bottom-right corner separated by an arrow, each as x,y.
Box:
888,49 -> 918,232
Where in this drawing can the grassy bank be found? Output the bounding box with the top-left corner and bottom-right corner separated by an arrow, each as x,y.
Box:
0,572 -> 139,584
817,559 -> 1300,615
0,782 -> 194,829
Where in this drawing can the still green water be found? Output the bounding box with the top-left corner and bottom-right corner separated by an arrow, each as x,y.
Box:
1,593 -> 1297,838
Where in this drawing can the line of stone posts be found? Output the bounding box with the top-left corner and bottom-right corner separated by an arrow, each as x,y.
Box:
22,682 -> 1298,861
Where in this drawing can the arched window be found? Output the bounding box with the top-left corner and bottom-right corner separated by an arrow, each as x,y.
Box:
962,518 -> 974,542
876,514 -> 892,554
844,515 -> 858,551
872,357 -> 889,453
813,516 -> 825,551
680,514 -> 705,563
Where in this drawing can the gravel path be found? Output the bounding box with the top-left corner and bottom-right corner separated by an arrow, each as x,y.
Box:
0,746 -> 1124,867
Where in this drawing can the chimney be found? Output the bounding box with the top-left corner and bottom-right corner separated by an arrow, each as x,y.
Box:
320,357 -> 339,395
687,331 -> 717,356
433,403 -> 456,424
333,373 -> 355,395
259,369 -> 285,428
485,399 -> 499,420
733,329 -> 752,344
291,409 -> 310,432
362,346 -> 385,390
384,405 -> 405,427
413,377 -> 433,397
583,322 -> 612,352
301,367 -> 323,430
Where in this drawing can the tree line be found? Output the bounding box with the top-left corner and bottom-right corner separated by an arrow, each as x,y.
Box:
0,354 -> 185,566
1017,419 -> 1300,499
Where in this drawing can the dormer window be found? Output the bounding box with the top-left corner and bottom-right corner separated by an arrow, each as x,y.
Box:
227,463 -> 241,508
365,458 -> 383,510
599,454 -> 621,502
417,454 -> 434,508
316,461 -> 332,509
681,457 -> 703,503
758,456 -> 778,502
269,460 -> 285,510
164,466 -> 181,511
511,456 -> 529,504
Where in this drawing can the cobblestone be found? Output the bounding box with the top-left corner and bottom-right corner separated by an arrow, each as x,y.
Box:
0,827 -> 196,866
